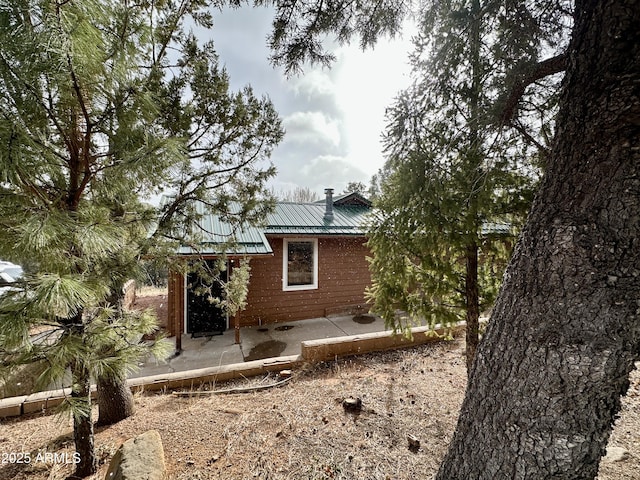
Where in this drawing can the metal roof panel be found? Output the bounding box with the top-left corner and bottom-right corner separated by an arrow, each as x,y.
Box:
264,203 -> 369,234
173,199 -> 371,255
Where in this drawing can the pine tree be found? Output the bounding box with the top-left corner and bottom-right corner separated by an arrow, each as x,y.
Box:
262,0 -> 639,475
367,0 -> 545,371
435,1 -> 640,476
342,181 -> 369,196
0,1 -> 282,476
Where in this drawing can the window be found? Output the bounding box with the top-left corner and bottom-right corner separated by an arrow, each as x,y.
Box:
283,239 -> 318,291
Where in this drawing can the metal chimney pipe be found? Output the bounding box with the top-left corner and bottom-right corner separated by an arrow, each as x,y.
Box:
324,188 -> 334,222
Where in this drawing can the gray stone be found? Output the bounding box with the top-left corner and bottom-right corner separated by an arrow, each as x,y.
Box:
603,446 -> 629,463
105,430 -> 166,480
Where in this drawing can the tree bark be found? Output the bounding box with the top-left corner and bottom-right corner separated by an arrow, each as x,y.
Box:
465,242 -> 479,373
464,0 -> 482,374
437,1 -> 640,478
96,287 -> 135,426
501,53 -> 568,125
69,359 -> 97,478
96,371 -> 135,426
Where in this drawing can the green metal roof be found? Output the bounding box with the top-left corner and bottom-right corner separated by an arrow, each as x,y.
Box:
174,200 -> 273,256
176,225 -> 272,255
176,198 -> 371,256
265,202 -> 370,235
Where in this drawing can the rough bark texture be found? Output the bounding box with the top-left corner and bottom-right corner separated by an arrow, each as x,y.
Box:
96,373 -> 135,427
97,289 -> 135,427
437,1 -> 640,479
69,360 -> 97,478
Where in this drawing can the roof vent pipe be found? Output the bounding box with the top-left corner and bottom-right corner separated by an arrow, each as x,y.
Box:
324,188 -> 334,222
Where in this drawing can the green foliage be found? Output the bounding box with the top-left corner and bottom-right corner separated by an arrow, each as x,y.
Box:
0,0 -> 282,474
366,0 -> 553,334
141,259 -> 169,287
253,0 -> 410,74
342,181 -> 368,196
223,257 -> 252,318
183,257 -> 250,319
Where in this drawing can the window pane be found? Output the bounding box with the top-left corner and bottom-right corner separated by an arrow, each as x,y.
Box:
287,241 -> 314,286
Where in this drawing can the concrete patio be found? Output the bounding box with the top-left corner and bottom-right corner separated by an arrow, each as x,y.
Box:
0,315 -> 462,418
131,313 -> 390,379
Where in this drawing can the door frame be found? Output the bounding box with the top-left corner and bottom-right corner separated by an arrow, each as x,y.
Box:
183,259 -> 230,334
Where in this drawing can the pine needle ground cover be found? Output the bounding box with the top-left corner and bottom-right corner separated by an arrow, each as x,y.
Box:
1,340 -> 638,480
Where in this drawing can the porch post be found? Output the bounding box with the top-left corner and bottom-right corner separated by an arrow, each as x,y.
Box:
175,328 -> 182,353
234,311 -> 241,345
170,268 -> 183,355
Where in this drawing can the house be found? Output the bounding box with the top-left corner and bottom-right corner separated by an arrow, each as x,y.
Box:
0,261 -> 23,297
166,189 -> 373,342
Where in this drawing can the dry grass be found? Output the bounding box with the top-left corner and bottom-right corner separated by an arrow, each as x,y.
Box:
136,285 -> 168,298
1,339 -> 639,480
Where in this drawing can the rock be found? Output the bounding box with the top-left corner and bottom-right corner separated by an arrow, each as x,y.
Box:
105,430 -> 167,480
407,434 -> 420,451
342,397 -> 362,412
603,446 -> 629,463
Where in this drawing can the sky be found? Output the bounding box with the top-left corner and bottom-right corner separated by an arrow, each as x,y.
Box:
205,6 -> 417,198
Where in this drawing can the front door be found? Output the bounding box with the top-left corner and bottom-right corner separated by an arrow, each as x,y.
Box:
186,266 -> 228,337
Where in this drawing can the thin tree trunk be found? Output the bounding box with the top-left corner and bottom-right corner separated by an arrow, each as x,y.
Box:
96,287 -> 135,426
463,0 -> 481,374
69,359 -> 97,478
465,242 -> 479,373
437,1 -> 640,478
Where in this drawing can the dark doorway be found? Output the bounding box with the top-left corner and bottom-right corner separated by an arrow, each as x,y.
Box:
186,264 -> 228,337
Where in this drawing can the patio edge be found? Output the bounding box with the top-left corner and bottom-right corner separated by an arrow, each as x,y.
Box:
0,323 -> 465,419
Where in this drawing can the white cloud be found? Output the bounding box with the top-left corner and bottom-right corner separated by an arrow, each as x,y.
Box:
332,20 -> 417,178
271,155 -> 368,195
282,111 -> 342,148
289,69 -> 338,100
205,7 -> 417,192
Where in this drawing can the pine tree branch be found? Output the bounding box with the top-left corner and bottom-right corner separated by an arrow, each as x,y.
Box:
0,54 -> 74,165
501,53 -> 567,125
511,121 -> 550,158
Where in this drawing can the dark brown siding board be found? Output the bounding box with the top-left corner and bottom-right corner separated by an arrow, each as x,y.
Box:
172,236 -> 373,327
167,270 -> 176,337
167,269 -> 184,337
240,236 -> 372,325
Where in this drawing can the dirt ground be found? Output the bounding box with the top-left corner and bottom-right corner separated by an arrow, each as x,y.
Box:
131,286 -> 168,331
0,337 -> 639,480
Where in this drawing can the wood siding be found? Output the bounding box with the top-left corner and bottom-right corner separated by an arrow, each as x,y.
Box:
166,235 -> 372,332
240,236 -> 371,326
167,269 -> 184,337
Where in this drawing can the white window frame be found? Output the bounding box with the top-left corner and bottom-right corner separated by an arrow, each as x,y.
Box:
282,238 -> 318,291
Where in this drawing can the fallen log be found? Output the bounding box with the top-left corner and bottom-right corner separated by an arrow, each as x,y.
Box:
172,376 -> 292,397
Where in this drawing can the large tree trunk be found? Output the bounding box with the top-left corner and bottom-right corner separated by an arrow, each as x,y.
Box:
437,1 -> 640,478
96,371 -> 135,426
